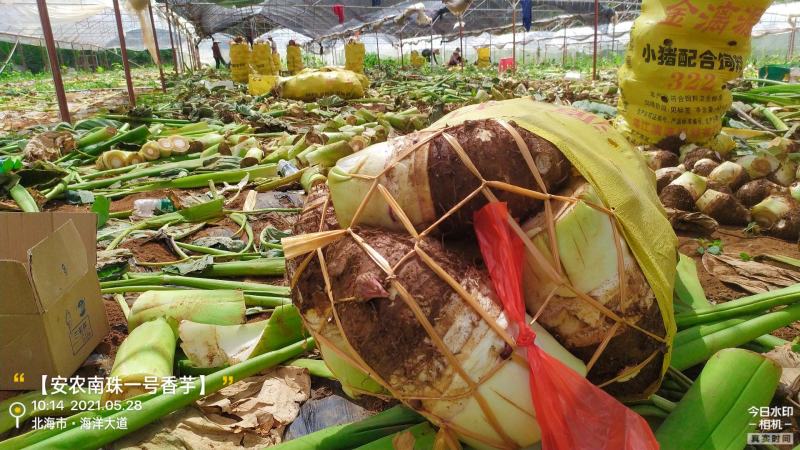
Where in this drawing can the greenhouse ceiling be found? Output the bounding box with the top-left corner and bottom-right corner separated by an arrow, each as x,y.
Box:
162,0 -> 638,43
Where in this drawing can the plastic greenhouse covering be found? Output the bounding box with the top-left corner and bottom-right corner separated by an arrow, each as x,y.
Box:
0,0 -> 796,64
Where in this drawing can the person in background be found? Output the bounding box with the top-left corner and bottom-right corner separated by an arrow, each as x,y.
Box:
211,40 -> 226,69
447,47 -> 463,67
421,48 -> 440,64
268,37 -> 277,53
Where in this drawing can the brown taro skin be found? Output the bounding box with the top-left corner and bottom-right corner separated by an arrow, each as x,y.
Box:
700,191 -> 751,226
656,169 -> 683,194
692,159 -> 719,177
770,208 -> 800,241
682,147 -> 719,171
288,185 -> 504,396
736,179 -> 786,208
660,184 -> 696,212
426,119 -> 571,235
287,183 -> 339,319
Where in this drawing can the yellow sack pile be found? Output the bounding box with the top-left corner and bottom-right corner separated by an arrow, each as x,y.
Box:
410,50 -> 424,68
272,51 -> 282,74
476,47 -> 491,68
229,41 -> 251,83
618,0 -> 771,144
279,67 -> 367,101
344,41 -> 366,73
286,45 -> 304,75
251,42 -> 276,75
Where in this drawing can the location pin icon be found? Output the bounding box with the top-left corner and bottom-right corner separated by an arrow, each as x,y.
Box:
8,402 -> 25,429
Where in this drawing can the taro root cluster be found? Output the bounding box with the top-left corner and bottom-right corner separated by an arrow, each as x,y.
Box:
648,134 -> 800,241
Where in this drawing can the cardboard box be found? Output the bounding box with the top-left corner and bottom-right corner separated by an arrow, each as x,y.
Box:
0,212 -> 108,390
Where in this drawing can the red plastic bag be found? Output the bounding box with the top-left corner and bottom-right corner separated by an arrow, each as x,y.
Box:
474,202 -> 659,450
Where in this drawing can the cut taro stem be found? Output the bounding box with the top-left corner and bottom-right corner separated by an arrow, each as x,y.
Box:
660,172 -> 707,211
169,135 -> 191,155
751,195 -> 794,228
769,160 -> 797,187
101,150 -> 129,169
707,161 -> 748,191
737,154 -> 779,179
240,147 -> 264,167
139,142 -> 161,161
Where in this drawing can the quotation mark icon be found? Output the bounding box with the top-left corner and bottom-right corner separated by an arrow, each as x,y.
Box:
12,373 -> 24,383
222,375 -> 235,386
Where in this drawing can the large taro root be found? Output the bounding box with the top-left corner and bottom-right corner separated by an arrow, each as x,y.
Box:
328,119 -> 571,235
288,184 -> 585,449
522,180 -> 666,397
287,115 -> 673,448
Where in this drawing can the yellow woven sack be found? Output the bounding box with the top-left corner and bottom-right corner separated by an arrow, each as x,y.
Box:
345,41 -> 366,73
229,42 -> 250,62
229,42 -> 251,83
248,74 -> 278,96
278,68 -> 365,101
410,50 -> 423,68
477,47 -> 491,68
286,45 -> 304,75
251,42 -> 275,75
618,0 -> 771,144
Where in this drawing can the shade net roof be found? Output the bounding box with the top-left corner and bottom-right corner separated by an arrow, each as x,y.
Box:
0,0 -> 795,55
164,0 -> 638,43
0,0 -> 196,50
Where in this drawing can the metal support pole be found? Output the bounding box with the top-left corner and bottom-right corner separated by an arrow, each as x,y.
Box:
70,43 -> 77,69
458,15 -> 464,67
40,43 -> 49,72
164,0 -> 179,74
788,17 -> 797,62
522,32 -> 526,65
375,31 -> 380,65
112,0 -> 135,107
188,37 -> 195,69
399,33 -> 404,68
194,42 -> 201,70
187,34 -> 195,69
592,0 -> 599,80
148,1 -> 167,92
18,42 -> 27,71
36,0 -> 70,122
562,26 -> 567,67
176,26 -> 186,71
611,20 -> 616,54
512,5 -> 516,67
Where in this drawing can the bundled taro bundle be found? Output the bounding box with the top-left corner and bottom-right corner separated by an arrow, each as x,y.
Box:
283,99 -> 678,449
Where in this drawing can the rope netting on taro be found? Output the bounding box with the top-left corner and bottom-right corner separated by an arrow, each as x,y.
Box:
283,113 -> 672,449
